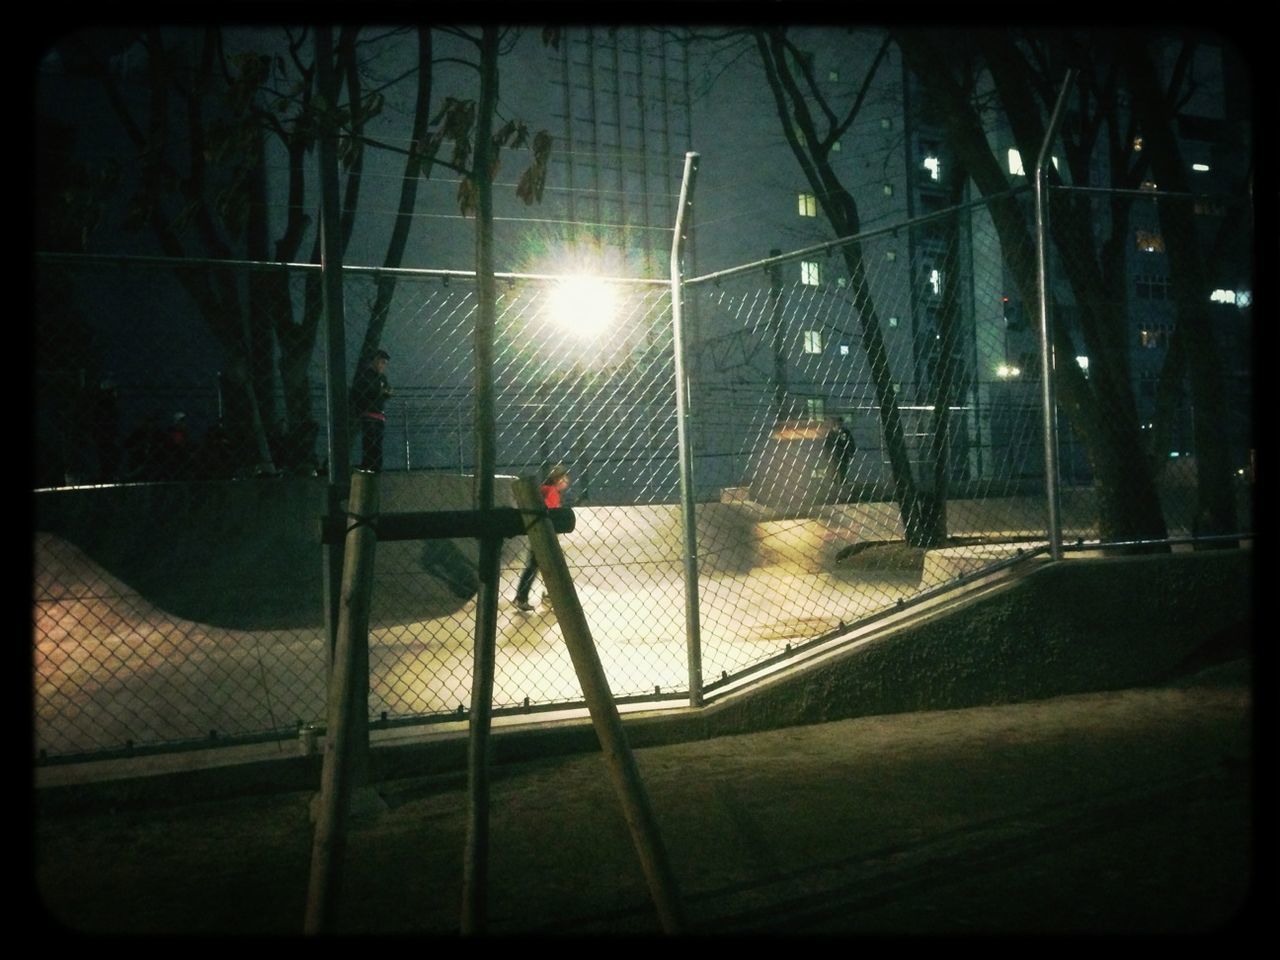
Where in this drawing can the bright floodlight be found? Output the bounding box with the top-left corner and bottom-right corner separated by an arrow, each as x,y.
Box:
547,275 -> 617,339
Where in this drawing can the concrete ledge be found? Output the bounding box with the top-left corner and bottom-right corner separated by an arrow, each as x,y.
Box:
921,543 -> 1043,587
34,548 -> 1253,815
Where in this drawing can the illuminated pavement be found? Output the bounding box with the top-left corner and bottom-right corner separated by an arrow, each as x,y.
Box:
34,527 -> 929,760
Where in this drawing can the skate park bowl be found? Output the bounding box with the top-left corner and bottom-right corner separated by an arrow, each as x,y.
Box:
33,470 -> 1253,772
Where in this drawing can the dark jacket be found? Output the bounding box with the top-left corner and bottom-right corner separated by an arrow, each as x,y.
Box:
350,365 -> 391,420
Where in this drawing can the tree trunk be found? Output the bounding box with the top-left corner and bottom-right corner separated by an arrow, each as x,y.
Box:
896,30 -> 1170,545
1115,37 -> 1238,544
754,28 -> 945,547
461,26 -> 502,937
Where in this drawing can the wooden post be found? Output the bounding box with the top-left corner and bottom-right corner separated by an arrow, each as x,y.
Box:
460,25 -> 502,937
460,533 -> 500,934
304,469 -> 380,934
512,477 -> 686,934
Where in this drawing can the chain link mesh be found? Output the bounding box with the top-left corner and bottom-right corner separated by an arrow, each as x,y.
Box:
33,184 -> 1254,763
1045,187 -> 1254,540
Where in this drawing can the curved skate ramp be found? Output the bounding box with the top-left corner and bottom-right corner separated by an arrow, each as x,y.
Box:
33,474 -> 910,632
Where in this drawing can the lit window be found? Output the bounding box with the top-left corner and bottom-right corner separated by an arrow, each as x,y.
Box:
1132,136 -> 1144,152
1210,289 -> 1236,304
929,268 -> 943,295
836,277 -> 847,288
805,398 -> 825,419
883,183 -> 894,196
923,155 -> 941,181
1236,290 -> 1252,308
1139,180 -> 1158,191
885,250 -> 896,262
798,193 -> 817,217
801,261 -> 821,286
1007,149 -> 1059,176
1075,355 -> 1089,377
803,330 -> 823,353
828,70 -> 840,82
1135,230 -> 1165,253
832,140 -> 842,153
1191,162 -> 1210,172
888,316 -> 899,328
839,344 -> 850,356
996,364 -> 1022,379
881,118 -> 893,130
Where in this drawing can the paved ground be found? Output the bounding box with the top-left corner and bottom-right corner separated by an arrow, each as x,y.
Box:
33,527 -> 928,759
32,650 -> 1263,938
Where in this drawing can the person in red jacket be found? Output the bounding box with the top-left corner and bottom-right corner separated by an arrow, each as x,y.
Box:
514,464 -> 571,611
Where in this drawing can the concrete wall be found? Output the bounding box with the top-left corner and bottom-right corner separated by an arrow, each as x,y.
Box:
697,548 -> 1253,736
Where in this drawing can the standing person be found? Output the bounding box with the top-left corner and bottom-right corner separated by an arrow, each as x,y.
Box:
514,464 -> 571,611
823,415 -> 856,491
349,349 -> 392,472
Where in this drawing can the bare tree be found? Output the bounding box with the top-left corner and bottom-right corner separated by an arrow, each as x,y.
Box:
682,26 -> 951,546
44,26 -> 550,479
895,27 -> 1242,544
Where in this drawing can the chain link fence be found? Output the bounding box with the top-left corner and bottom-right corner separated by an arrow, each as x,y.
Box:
33,184 -> 1254,764
1045,186 -> 1254,540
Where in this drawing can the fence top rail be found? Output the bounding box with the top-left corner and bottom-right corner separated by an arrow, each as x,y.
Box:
685,185 -> 1032,288
1048,184 -> 1204,200
34,251 -> 671,287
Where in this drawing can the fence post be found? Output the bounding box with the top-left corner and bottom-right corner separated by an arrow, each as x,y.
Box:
767,247 -> 788,420
402,399 -> 411,471
669,151 -> 704,708
456,399 -> 465,474
1034,69 -> 1076,561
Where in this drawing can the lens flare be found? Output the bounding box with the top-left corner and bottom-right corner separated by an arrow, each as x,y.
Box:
546,275 -> 617,339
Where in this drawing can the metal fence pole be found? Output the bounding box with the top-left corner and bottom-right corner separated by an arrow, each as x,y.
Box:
402,400 -> 411,471
1034,69 -> 1076,561
456,399 -> 465,474
670,151 -> 703,707
767,248 -> 787,420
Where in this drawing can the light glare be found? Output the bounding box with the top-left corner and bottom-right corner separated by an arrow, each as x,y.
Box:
547,275 -> 617,339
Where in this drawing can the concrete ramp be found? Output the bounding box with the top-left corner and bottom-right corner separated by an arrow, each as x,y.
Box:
34,474 -> 492,631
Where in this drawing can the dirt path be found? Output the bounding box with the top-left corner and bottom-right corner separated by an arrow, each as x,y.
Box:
33,658 -> 1257,937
